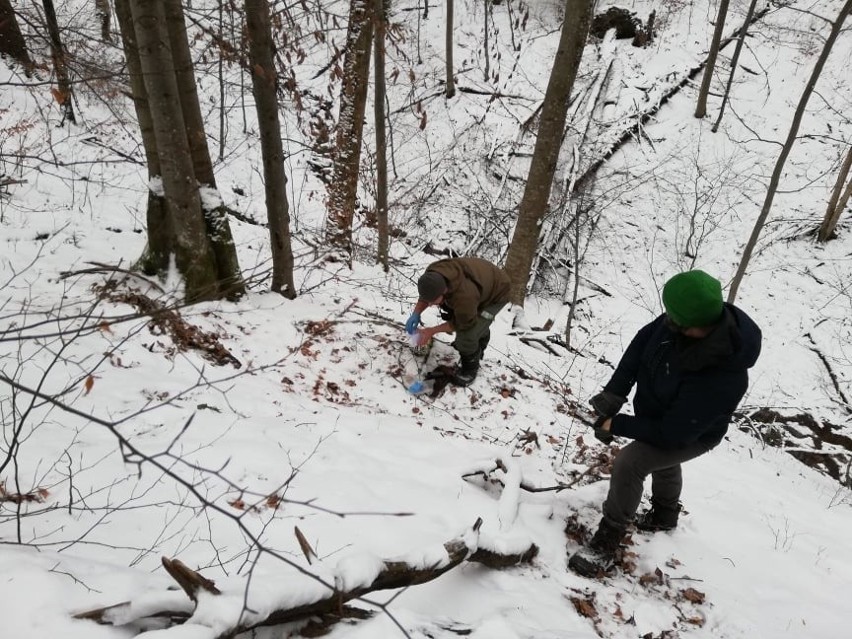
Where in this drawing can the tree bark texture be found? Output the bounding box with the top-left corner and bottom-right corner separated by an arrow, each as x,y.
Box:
129,0 -> 220,302
163,0 -> 244,299
695,0 -> 731,118
0,0 -> 32,68
245,0 -> 297,297
818,145 -> 852,242
483,0 -> 490,81
374,0 -> 389,270
728,0 -> 852,302
325,0 -> 374,261
96,0 -> 112,42
114,0 -> 172,275
445,0 -> 455,97
503,0 -> 595,305
42,0 -> 76,123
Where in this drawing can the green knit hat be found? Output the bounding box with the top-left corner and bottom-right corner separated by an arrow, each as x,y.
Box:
662,270 -> 724,328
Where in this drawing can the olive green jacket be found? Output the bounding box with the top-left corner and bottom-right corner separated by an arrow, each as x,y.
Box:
426,258 -> 511,330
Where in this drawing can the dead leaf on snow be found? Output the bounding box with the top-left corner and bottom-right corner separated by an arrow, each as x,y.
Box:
569,595 -> 597,619
681,587 -> 705,604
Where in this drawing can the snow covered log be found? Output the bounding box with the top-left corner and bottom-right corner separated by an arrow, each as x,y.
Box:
75,519 -> 485,637
460,457 -> 543,567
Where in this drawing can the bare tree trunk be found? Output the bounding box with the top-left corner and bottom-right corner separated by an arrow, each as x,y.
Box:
817,146 -> 852,242
374,0 -> 389,271
728,0 -> 852,303
483,0 -> 490,81
217,0 -> 226,161
130,0 -> 220,302
695,0 -> 730,118
163,0 -> 244,299
95,0 -> 112,42
42,0 -> 76,124
0,0 -> 32,69
325,0 -> 374,262
445,0 -> 455,98
244,0 -> 297,297
114,0 -> 171,275
503,0 -> 595,305
711,0 -> 758,132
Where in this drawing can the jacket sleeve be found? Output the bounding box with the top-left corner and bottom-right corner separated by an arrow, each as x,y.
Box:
609,369 -> 747,448
603,320 -> 657,397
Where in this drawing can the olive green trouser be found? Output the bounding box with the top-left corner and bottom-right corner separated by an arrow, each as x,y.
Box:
452,302 -> 506,357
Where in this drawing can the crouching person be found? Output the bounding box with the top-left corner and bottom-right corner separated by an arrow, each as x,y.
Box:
405,257 -> 511,386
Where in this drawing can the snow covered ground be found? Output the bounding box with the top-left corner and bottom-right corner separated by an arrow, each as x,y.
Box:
1,0 -> 851,637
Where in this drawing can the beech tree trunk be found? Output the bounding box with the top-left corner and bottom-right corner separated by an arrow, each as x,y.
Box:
817,146 -> 852,242
483,0 -> 490,81
42,0 -> 76,124
0,0 -> 32,68
245,0 -> 297,297
325,0 -> 374,261
503,0 -> 595,305
695,0 -> 731,118
728,0 -> 852,302
129,0 -> 220,302
163,0 -> 244,299
114,0 -> 171,275
374,0 -> 389,270
445,0 -> 455,97
95,0 -> 112,42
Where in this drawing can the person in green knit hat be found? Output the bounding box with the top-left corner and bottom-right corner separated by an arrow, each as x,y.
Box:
568,269 -> 763,577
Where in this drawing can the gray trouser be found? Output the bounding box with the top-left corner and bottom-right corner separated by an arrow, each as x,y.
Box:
453,302 -> 506,357
602,439 -> 714,529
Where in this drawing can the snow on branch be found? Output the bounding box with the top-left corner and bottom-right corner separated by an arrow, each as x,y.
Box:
75,520 -> 486,637
460,457 -> 542,567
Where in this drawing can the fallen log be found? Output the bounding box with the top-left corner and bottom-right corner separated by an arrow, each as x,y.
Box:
76,519 -> 486,637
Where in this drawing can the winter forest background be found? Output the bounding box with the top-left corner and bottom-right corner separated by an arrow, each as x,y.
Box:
1,0 -> 851,638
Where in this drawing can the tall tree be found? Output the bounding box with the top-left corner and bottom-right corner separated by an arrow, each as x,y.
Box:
163,0 -> 244,297
127,0 -> 239,302
711,0 -> 758,132
0,0 -> 32,69
445,0 -> 455,97
244,0 -> 297,297
42,0 -> 76,124
503,0 -> 595,305
483,0 -> 491,82
95,0 -> 112,42
817,146 -> 852,242
695,0 -> 731,118
325,0 -> 374,261
728,0 -> 852,302
374,0 -> 389,270
114,0 -> 171,274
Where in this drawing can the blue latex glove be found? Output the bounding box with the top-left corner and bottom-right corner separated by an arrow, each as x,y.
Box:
405,313 -> 421,335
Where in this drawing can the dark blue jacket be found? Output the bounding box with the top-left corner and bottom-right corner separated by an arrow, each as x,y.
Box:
607,304 -> 762,449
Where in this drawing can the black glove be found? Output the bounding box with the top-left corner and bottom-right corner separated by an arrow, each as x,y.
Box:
589,390 -> 627,417
592,414 -> 614,444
